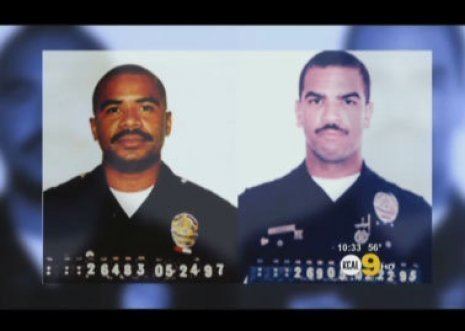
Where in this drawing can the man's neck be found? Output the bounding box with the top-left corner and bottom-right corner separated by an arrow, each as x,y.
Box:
104,161 -> 161,192
306,150 -> 363,179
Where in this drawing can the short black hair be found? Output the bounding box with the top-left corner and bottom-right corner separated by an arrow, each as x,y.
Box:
298,50 -> 371,103
92,64 -> 167,115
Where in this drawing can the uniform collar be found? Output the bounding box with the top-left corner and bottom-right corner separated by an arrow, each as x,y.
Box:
296,159 -> 372,183
294,159 -> 374,205
90,161 -> 178,193
86,161 -> 179,221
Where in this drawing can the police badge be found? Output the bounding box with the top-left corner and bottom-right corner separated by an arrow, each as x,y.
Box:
171,212 -> 199,254
373,192 -> 399,224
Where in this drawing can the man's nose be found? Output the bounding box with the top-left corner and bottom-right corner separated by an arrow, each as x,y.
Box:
321,101 -> 343,123
120,104 -> 142,129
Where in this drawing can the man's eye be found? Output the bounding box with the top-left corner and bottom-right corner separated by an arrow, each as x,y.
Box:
141,105 -> 154,112
344,99 -> 357,106
308,98 -> 322,105
106,107 -> 119,114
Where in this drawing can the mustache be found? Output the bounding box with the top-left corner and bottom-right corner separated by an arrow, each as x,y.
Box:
110,129 -> 154,144
315,123 -> 349,135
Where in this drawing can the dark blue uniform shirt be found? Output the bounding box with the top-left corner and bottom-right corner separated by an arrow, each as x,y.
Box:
44,162 -> 238,283
239,161 -> 431,284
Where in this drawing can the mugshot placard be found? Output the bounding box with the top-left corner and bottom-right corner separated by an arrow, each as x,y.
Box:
237,51 -> 432,284
43,51 -> 239,283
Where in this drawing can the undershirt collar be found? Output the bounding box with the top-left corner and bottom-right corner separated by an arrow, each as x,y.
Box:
109,185 -> 155,218
312,173 -> 361,202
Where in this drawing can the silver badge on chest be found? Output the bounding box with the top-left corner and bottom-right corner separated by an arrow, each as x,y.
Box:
373,192 -> 399,224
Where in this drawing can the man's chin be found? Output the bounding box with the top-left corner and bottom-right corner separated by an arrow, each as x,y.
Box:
103,152 -> 160,173
314,150 -> 351,164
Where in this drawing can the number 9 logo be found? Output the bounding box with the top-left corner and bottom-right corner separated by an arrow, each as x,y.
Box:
362,253 -> 381,276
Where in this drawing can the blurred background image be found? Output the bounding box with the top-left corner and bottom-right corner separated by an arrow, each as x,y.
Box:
0,25 -> 464,309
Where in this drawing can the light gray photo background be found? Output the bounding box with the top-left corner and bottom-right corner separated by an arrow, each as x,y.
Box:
43,51 -> 432,206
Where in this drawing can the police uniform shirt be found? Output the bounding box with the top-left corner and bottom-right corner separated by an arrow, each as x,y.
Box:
239,161 -> 432,283
44,162 -> 238,283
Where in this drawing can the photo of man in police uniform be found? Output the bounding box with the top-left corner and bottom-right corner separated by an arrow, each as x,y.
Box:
239,50 -> 431,284
44,64 -> 237,283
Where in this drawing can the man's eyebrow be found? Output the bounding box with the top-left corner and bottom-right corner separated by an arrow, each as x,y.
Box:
136,97 -> 161,105
99,99 -> 122,111
339,92 -> 360,99
304,91 -> 325,99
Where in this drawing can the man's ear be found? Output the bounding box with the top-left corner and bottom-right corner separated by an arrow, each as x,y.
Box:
296,99 -> 304,128
90,117 -> 98,140
363,102 -> 374,129
165,111 -> 172,136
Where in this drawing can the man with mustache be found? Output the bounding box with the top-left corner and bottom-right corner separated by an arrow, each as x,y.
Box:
44,64 -> 237,283
239,51 -> 431,284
